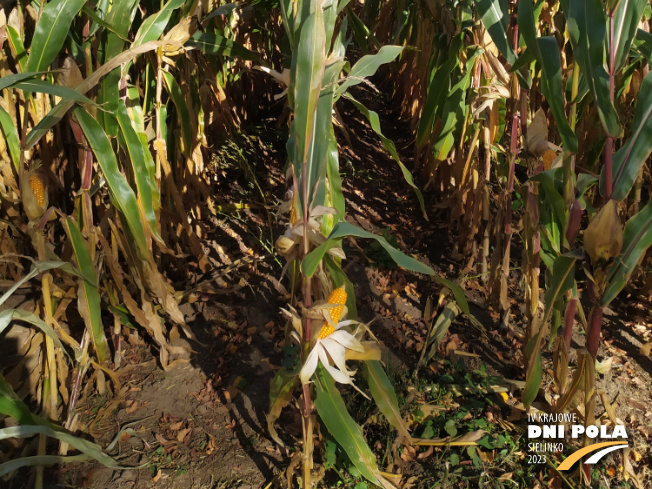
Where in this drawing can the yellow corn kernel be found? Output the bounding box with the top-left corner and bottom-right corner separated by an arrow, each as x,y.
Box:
319,324 -> 335,339
326,286 -> 347,325
29,173 -> 46,208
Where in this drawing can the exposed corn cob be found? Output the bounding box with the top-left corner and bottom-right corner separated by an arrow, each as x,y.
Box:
21,170 -> 48,221
319,324 -> 335,339
318,286 -> 347,339
29,173 -> 47,208
327,286 -> 346,324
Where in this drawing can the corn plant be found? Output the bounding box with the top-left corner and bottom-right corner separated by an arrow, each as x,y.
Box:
0,0 -> 264,483
262,0 -> 479,487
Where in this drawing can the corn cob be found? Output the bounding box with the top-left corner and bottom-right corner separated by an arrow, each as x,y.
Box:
319,286 -> 347,340
21,170 -> 48,221
29,173 -> 47,208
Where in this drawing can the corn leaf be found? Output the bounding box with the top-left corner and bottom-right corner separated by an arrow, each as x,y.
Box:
0,261 -> 74,307
162,71 -> 193,157
336,45 -> 403,95
0,374 -> 43,425
267,368 -> 299,447
25,40 -> 166,150
0,105 -> 20,171
188,32 -> 259,60
6,26 -> 28,71
518,0 -> 578,153
133,0 -> 185,46
475,0 -> 517,66
602,199 -> 652,306
0,424 -> 120,472
602,71 -> 652,201
566,0 -> 621,137
303,221 -> 434,277
363,361 -> 412,442
25,0 -> 87,72
292,8 -> 326,212
203,2 -> 242,25
0,72 -> 41,91
634,28 -> 652,63
324,255 -> 357,319
3,309 -> 69,358
314,366 -> 382,487
612,0 -> 648,72
523,251 -> 580,407
13,80 -> 95,105
416,35 -> 463,147
73,106 -> 150,260
0,455 -> 90,477
342,93 -> 426,218
63,217 -> 109,364
522,335 -> 543,407
115,100 -> 161,241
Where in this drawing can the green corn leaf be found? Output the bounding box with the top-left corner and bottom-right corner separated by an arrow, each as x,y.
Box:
81,5 -> 127,40
73,106 -> 150,260
203,2 -> 241,24
522,336 -> 543,407
0,374 -> 43,425
0,261 -> 75,308
518,0 -> 578,153
302,221 -> 434,277
162,71 -> 194,158
345,6 -> 381,54
634,28 -> 652,64
0,72 -> 41,91
612,0 -> 648,72
421,302 -> 461,365
2,309 -> 69,359
363,361 -> 412,442
0,455 -> 90,477
25,0 -> 87,72
523,250 -> 580,407
292,8 -> 326,212
25,40 -> 167,150
566,0 -> 621,137
304,221 -> 477,323
133,0 -> 185,46
0,105 -> 20,171
342,93 -> 426,218
314,366 -> 382,487
6,26 -> 28,71
416,35 -> 463,147
0,424 -> 120,474
115,100 -> 161,242
13,80 -> 95,105
63,217 -> 109,364
475,0 -> 517,66
267,368 -> 299,447
602,71 -> 652,201
188,32 -> 259,60
542,251 -> 580,327
602,199 -> 652,306
337,45 -> 403,95
96,0 -> 140,137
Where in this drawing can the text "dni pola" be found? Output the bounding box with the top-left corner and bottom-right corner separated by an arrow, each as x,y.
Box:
528,424 -> 628,439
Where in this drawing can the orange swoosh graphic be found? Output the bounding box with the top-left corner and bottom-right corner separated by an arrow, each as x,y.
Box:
557,441 -> 628,471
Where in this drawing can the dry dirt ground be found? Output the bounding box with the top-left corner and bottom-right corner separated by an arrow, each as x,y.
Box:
2,83 -> 651,489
